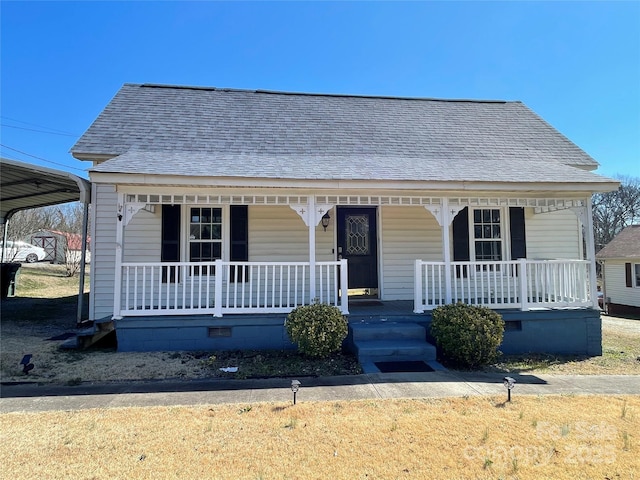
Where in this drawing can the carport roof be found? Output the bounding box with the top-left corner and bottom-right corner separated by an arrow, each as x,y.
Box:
0,158 -> 91,224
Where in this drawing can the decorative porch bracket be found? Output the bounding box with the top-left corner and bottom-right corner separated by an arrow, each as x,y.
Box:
290,203 -> 335,227
290,201 -> 335,302
419,201 -> 467,312
118,202 -> 155,227
423,204 -> 465,228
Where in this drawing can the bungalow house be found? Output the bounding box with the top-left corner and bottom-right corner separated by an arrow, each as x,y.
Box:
596,225 -> 640,316
71,83 -> 618,357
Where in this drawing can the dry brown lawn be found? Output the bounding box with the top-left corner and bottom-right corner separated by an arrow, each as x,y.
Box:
1,395 -> 638,479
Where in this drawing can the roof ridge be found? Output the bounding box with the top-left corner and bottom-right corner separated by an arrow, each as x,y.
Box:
134,83 -> 515,104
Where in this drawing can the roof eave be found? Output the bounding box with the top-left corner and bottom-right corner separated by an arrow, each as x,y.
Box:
88,171 -> 620,193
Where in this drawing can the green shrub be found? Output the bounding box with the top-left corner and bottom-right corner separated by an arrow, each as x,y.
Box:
286,302 -> 348,358
430,303 -> 504,368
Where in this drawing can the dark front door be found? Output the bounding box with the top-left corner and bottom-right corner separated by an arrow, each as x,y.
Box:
337,207 -> 378,292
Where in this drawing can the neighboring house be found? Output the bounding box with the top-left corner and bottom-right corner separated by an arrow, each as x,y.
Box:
596,225 -> 640,316
71,83 -> 618,355
29,230 -> 91,264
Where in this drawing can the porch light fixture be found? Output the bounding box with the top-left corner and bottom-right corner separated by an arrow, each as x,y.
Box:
291,379 -> 301,405
321,212 -> 331,231
503,376 -> 516,402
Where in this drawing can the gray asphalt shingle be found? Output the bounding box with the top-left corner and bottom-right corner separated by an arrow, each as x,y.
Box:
596,225 -> 640,259
71,83 -> 609,184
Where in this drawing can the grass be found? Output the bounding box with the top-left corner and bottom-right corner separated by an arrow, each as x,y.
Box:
1,395 -> 638,479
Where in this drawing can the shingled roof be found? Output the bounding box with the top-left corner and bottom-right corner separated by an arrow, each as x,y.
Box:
72,83 -> 613,186
596,225 -> 640,259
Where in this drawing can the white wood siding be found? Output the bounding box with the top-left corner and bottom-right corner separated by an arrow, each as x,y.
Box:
123,209 -> 161,262
248,206 -> 334,262
603,260 -> 640,307
381,206 -> 442,300
525,208 -> 581,260
91,184 -> 118,320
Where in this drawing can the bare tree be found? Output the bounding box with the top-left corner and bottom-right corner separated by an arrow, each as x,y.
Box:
592,175 -> 640,251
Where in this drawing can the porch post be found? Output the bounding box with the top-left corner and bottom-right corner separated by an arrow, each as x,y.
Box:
519,258 -> 529,311
441,198 -> 453,305
213,259 -> 223,317
113,193 -> 124,320
308,195 -> 317,302
585,198 -> 599,309
339,258 -> 349,314
413,259 -> 424,314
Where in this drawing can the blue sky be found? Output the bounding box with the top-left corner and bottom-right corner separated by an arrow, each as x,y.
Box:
1,1 -> 638,179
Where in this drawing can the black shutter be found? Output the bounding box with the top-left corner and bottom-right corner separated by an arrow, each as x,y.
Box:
626,263 -> 632,288
509,207 -> 527,260
452,207 -> 469,278
452,207 -> 470,261
161,205 -> 181,282
230,205 -> 248,282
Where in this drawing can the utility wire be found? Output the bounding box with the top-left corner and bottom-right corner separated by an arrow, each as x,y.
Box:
1,124 -> 78,137
0,115 -> 78,136
0,144 -> 87,172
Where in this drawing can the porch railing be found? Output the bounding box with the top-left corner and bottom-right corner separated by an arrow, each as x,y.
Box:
414,259 -> 592,313
116,259 -> 348,318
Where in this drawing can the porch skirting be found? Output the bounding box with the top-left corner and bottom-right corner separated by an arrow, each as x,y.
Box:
112,306 -> 602,357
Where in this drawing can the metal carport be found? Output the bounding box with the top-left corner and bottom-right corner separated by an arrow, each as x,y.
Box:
0,157 -> 91,323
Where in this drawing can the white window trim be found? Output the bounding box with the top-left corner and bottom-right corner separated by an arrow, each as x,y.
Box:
181,204 -> 230,263
634,263 -> 640,288
468,207 -> 512,262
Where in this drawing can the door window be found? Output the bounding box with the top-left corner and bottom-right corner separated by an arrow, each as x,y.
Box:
346,215 -> 370,255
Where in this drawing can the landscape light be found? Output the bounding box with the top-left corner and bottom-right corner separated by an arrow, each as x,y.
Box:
503,376 -> 516,402
291,379 -> 301,405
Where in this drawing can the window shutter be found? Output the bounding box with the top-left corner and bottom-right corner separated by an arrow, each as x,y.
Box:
509,207 -> 527,260
452,207 -> 469,278
626,263 -> 632,288
452,207 -> 469,261
161,205 -> 181,282
230,205 -> 249,282
230,206 -> 248,261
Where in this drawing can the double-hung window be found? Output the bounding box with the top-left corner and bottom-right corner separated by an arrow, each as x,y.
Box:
628,263 -> 640,288
188,207 -> 222,276
189,207 -> 222,263
472,209 -> 503,262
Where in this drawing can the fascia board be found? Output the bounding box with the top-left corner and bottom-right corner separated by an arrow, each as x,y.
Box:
88,172 -> 619,194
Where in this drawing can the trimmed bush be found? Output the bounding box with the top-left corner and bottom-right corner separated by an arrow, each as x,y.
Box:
430,303 -> 504,368
286,302 -> 348,358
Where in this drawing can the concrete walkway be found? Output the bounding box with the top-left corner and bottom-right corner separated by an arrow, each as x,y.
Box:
1,371 -> 639,413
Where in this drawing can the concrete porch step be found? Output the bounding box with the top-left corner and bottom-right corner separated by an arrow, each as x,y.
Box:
355,339 -> 437,363
350,322 -> 426,342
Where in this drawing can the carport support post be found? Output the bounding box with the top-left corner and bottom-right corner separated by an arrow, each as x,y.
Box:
76,201 -> 90,324
1,217 -> 9,263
